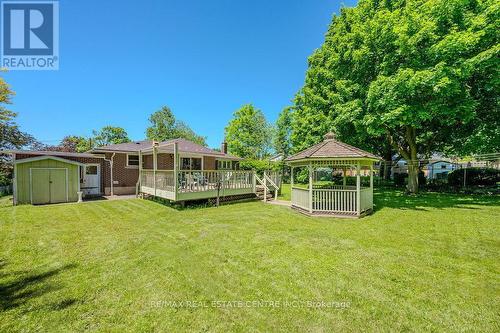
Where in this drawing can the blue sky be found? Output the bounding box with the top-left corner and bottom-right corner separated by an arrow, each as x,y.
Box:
4,0 -> 356,148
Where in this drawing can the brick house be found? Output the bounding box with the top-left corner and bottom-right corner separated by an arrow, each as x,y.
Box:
5,138 -> 244,204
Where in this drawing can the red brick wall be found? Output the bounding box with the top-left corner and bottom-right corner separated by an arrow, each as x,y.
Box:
104,153 -> 139,187
143,153 -> 174,169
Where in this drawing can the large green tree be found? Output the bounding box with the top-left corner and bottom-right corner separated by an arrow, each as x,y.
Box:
274,106 -> 293,159
292,0 -> 499,193
92,126 -> 130,147
225,104 -> 271,159
146,106 -> 206,146
0,75 -> 35,185
44,135 -> 91,153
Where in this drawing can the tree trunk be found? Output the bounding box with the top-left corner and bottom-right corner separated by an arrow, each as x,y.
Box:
388,127 -> 419,194
407,161 -> 419,194
406,132 -> 419,194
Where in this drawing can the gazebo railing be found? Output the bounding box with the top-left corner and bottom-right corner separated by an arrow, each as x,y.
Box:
312,188 -> 357,213
291,186 -> 373,215
291,187 -> 310,210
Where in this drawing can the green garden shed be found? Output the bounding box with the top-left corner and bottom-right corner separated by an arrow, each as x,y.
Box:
14,156 -> 84,205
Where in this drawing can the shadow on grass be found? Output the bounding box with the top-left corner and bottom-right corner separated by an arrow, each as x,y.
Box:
373,189 -> 500,212
145,194 -> 259,211
0,260 -> 77,311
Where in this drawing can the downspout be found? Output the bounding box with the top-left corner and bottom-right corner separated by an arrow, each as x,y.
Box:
104,153 -> 115,196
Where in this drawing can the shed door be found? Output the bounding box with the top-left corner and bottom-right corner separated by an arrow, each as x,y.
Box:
49,169 -> 67,203
31,169 -> 67,204
31,169 -> 50,204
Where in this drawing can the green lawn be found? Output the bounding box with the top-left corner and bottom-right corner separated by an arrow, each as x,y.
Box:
1,191 -> 499,332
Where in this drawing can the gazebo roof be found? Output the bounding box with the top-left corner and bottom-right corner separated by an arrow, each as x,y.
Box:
285,132 -> 380,162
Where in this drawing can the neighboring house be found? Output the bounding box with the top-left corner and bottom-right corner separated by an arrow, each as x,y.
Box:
269,154 -> 284,162
4,138 -> 243,205
426,160 -> 458,180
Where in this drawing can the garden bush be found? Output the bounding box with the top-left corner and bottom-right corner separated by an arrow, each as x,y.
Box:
448,168 -> 500,186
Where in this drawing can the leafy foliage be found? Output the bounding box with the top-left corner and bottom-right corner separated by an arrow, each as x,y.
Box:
273,107 -> 292,158
146,106 -> 207,146
225,104 -> 271,159
0,75 -> 35,184
92,126 -> 130,147
43,136 -> 92,153
291,0 -> 499,193
448,167 -> 500,186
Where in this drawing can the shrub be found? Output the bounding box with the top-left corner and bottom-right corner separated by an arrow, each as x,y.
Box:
448,168 -> 500,186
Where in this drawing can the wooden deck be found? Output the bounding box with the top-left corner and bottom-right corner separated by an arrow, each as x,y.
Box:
140,170 -> 256,201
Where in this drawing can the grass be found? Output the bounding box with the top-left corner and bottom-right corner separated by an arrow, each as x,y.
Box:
0,190 -> 499,332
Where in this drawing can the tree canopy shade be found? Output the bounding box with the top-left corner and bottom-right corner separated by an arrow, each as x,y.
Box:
225,104 -> 271,159
92,126 -> 130,147
291,0 -> 499,193
146,106 -> 207,146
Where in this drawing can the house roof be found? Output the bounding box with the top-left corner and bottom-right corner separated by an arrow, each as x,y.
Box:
13,155 -> 86,166
91,139 -> 243,160
285,132 -> 381,162
2,150 -> 103,159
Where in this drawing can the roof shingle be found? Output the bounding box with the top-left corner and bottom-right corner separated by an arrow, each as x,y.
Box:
285,133 -> 380,161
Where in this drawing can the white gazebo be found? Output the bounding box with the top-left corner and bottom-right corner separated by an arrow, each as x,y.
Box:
285,132 -> 380,218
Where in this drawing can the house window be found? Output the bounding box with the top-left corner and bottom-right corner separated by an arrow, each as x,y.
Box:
127,154 -> 139,167
441,164 -> 447,169
217,160 -> 232,170
86,165 -> 98,174
181,157 -> 202,170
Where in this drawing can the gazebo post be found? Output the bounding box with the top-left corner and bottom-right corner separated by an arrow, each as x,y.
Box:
308,162 -> 313,213
356,162 -> 361,216
290,166 -> 294,187
370,163 -> 374,191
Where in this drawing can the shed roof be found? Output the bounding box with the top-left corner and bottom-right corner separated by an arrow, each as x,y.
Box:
285,132 -> 380,162
13,155 -> 86,166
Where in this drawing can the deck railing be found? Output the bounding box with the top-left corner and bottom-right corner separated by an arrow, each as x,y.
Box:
177,170 -> 254,193
140,170 -> 254,198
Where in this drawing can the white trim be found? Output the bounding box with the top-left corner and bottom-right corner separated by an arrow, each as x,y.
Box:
13,160 -> 17,205
83,163 -> 101,194
15,155 -> 85,166
29,168 -> 69,205
126,153 -> 140,168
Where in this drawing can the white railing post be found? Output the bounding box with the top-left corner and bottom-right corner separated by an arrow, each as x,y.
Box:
263,171 -> 267,202
153,146 -> 157,197
356,162 -> 361,216
174,142 -> 178,201
309,163 -> 313,213
252,171 -> 256,193
138,150 -> 143,197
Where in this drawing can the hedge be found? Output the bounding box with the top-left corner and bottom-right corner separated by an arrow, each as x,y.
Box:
448,168 -> 500,186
